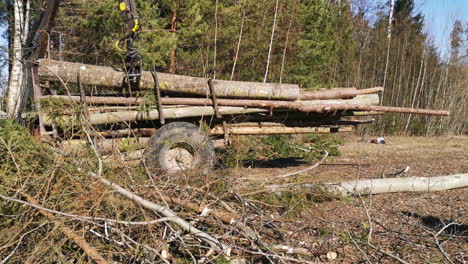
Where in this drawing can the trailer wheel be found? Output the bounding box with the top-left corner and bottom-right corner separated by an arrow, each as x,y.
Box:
143,122 -> 215,174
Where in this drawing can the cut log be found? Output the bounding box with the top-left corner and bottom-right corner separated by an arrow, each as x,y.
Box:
42,93 -> 380,107
41,95 -> 448,117
297,94 -> 380,106
38,60 -> 300,100
41,106 -> 268,126
61,137 -> 150,153
301,104 -> 449,116
347,111 -> 384,116
299,87 -> 384,100
328,174 -> 468,196
269,174 -> 468,196
98,128 -> 156,137
209,126 -> 352,135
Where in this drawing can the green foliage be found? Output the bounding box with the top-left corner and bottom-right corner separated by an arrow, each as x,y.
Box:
39,98 -> 82,130
0,119 -> 50,177
222,134 -> 341,169
293,0 -> 340,88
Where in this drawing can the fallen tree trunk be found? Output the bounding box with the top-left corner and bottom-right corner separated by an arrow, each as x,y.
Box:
268,174 -> 468,197
38,60 -> 300,100
328,174 -> 468,196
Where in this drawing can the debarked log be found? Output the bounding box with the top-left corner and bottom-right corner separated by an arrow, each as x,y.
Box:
41,106 -> 268,126
38,60 -> 300,100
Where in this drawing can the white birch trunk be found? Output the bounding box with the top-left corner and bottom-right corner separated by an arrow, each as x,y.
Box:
263,0 -> 279,83
328,174 -> 468,197
381,0 -> 395,101
6,0 -> 30,118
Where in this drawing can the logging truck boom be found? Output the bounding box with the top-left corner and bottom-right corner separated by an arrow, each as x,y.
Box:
116,0 -> 142,91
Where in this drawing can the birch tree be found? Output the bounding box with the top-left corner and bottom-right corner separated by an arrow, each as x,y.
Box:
6,0 -> 30,118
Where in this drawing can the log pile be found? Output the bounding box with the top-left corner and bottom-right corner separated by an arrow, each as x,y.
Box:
35,59 -> 449,133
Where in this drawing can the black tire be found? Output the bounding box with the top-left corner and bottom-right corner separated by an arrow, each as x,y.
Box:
143,122 -> 215,174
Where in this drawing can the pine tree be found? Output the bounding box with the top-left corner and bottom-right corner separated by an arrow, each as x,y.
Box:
450,20 -> 463,62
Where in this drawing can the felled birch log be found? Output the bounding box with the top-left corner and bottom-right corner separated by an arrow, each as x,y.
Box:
38,60 -> 300,100
328,174 -> 468,196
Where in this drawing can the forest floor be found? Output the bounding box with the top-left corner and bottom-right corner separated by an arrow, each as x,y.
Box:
227,135 -> 468,263
1,128 -> 466,263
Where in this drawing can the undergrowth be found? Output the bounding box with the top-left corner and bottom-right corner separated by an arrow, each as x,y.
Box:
222,134 -> 342,168
0,120 -> 344,262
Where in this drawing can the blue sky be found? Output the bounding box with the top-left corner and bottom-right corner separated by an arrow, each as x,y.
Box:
415,0 -> 468,57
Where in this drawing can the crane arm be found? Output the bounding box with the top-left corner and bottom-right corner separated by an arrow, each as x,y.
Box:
116,0 -> 142,91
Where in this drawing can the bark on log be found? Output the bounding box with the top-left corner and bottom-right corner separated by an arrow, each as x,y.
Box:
42,93 -> 380,107
209,126 -> 352,135
38,60 -> 300,100
41,95 -> 448,118
299,87 -> 383,100
41,106 -> 268,126
98,128 -> 156,137
301,104 -> 449,116
61,137 -> 150,153
297,94 -> 380,106
328,174 -> 468,196
348,111 -> 384,116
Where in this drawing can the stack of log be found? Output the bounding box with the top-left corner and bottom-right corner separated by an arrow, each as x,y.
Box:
36,60 -> 449,131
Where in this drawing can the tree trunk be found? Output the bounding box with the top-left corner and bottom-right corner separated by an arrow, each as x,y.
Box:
263,0 -> 279,83
230,11 -> 245,81
38,60 -> 300,100
7,0 -> 30,118
168,0 -> 177,74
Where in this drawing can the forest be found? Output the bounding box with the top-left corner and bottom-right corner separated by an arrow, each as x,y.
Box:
0,0 -> 467,263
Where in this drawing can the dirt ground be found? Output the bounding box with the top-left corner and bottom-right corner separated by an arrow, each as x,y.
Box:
230,135 -> 468,263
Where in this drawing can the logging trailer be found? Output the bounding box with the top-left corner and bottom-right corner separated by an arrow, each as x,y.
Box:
26,0 -> 449,174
